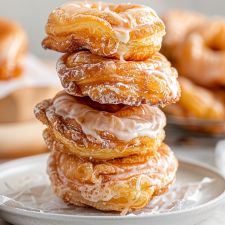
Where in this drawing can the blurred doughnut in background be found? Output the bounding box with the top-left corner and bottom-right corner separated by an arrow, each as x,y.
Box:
0,18 -> 27,80
0,18 -> 60,159
162,10 -> 225,135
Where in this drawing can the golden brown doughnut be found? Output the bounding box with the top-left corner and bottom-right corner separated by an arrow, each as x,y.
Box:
34,91 -> 166,160
161,10 -> 206,62
48,143 -> 178,214
42,2 -> 165,60
57,51 -> 180,106
175,19 -> 225,87
165,77 -> 225,120
0,18 -> 27,80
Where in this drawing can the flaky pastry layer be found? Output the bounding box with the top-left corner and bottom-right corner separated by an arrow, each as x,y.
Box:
48,143 -> 178,214
34,91 -> 166,160
57,51 -> 180,106
42,2 -> 165,60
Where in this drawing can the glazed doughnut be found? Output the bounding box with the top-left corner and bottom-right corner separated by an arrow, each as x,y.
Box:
34,91 -> 166,160
42,2 -> 165,60
164,77 -> 225,120
175,19 -> 225,87
48,143 -> 178,213
161,10 -> 206,61
57,51 -> 180,106
0,18 -> 27,80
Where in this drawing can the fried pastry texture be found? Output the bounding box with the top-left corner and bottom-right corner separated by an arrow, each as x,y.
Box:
57,51 -> 180,106
48,143 -> 178,214
42,2 -> 165,60
34,91 -> 166,160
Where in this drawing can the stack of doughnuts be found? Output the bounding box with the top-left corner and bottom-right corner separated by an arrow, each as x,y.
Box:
35,2 -> 180,214
162,10 -> 225,134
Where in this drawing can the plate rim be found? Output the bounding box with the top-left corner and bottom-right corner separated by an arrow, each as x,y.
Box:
0,153 -> 225,220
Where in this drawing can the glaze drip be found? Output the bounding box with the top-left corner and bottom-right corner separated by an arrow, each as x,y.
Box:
52,92 -> 166,141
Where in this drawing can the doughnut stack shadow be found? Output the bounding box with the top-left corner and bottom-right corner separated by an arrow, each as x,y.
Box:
34,2 -> 181,214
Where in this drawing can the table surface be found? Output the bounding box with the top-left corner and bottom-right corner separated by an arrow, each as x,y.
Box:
0,126 -> 225,225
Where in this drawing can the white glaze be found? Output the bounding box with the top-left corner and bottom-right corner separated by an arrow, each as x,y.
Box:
114,27 -> 131,44
97,1 -> 103,11
55,2 -> 164,51
53,92 -> 166,142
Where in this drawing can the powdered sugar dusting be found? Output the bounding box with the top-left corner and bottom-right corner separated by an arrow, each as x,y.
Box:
56,51 -> 180,106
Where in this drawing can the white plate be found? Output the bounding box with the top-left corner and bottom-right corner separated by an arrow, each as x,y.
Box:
0,154 -> 225,225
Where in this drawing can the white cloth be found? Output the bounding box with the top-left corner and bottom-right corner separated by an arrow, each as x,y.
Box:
0,54 -> 60,98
